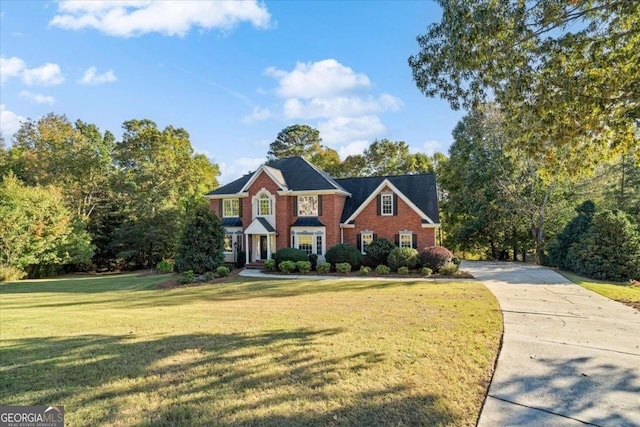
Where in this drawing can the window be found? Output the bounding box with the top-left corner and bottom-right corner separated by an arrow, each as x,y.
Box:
298,235 -> 313,255
298,195 -> 318,216
223,234 -> 234,252
257,193 -> 272,216
381,193 -> 393,216
361,233 -> 373,254
399,233 -> 413,248
316,236 -> 323,256
223,199 -> 239,217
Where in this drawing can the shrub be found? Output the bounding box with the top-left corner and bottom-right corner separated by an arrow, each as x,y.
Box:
317,262 -> 331,274
421,267 -> 433,276
376,264 -> 391,275
217,265 -> 230,277
236,251 -> 246,268
325,244 -> 363,269
204,271 -> 215,281
365,238 -> 396,265
388,247 -> 419,271
309,254 -> 318,271
175,204 -> 225,274
279,260 -> 297,274
335,262 -> 352,274
397,266 -> 410,275
157,259 -> 174,273
420,246 -> 454,272
0,265 -> 26,282
264,259 -> 277,272
439,262 -> 459,276
177,270 -> 195,285
360,266 -> 371,275
546,200 -> 596,269
568,210 -> 640,281
274,248 -> 308,265
296,261 -> 312,274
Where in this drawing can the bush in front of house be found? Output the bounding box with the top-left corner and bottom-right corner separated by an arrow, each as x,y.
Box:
325,244 -> 363,269
317,262 -> 331,274
388,247 -> 419,271
420,246 -> 454,273
439,262 -> 459,276
264,259 -> 277,272
274,248 -> 309,266
360,266 -> 371,275
335,262 -> 352,274
175,204 -> 225,274
365,238 -> 397,265
375,264 -> 391,275
421,267 -> 433,276
309,254 -> 318,271
296,261 -> 312,274
217,265 -> 230,277
398,266 -> 410,275
279,260 -> 297,274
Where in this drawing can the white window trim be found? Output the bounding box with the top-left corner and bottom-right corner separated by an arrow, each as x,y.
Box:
223,229 -> 243,254
361,232 -> 374,254
399,232 -> 413,248
298,195 -> 319,217
291,228 -> 325,256
381,192 -> 393,216
222,199 -> 239,218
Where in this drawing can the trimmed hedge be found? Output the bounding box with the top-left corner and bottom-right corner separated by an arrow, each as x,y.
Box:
325,244 -> 363,269
365,238 -> 396,265
388,247 -> 419,271
274,248 -> 309,265
420,246 -> 454,272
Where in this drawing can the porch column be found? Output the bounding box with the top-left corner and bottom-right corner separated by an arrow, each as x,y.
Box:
267,234 -> 272,260
245,234 -> 250,265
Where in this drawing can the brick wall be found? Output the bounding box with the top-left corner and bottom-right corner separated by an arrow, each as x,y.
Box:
342,186 -> 437,250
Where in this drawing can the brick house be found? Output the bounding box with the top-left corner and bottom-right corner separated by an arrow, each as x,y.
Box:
205,156 -> 440,265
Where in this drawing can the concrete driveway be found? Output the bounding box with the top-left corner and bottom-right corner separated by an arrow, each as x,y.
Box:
462,261 -> 640,427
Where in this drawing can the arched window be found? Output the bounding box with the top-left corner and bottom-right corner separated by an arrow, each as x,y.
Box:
257,192 -> 272,216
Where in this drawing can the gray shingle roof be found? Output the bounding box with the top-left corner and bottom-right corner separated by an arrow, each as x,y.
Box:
336,174 -> 439,224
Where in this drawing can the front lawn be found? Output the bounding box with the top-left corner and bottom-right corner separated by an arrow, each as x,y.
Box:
0,273 -> 501,426
559,271 -> 640,311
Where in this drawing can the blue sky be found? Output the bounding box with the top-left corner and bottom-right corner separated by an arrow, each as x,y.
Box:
0,0 -> 463,184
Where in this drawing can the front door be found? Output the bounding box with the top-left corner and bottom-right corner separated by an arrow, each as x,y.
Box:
259,235 -> 268,260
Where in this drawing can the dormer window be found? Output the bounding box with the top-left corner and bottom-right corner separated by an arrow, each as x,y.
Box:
223,199 -> 239,217
258,192 -> 272,216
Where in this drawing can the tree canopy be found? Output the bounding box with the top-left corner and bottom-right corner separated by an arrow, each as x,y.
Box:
409,0 -> 639,179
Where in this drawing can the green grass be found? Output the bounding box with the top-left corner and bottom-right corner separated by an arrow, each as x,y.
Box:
559,271 -> 640,310
0,273 -> 502,426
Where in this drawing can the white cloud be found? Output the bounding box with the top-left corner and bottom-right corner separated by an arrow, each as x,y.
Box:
317,115 -> 387,146
50,0 -> 272,38
0,56 -> 25,83
22,63 -> 64,86
242,106 -> 271,124
419,139 -> 448,156
338,140 -> 369,158
79,66 -> 117,85
20,91 -> 55,104
0,105 -> 26,139
283,94 -> 402,120
218,157 -> 264,184
266,59 -> 370,99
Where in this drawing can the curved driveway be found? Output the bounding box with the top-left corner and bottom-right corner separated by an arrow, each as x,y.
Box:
462,261 -> 640,427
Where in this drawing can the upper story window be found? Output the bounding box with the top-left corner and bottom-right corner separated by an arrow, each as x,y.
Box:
223,199 -> 239,217
381,193 -> 394,216
298,195 -> 319,216
257,193 -> 272,216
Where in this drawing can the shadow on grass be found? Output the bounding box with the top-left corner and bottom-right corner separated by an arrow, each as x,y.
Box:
1,329 -> 457,426
487,356 -> 640,426
0,273 -> 166,294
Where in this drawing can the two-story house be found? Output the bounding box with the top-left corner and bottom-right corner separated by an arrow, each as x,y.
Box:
206,156 -> 440,265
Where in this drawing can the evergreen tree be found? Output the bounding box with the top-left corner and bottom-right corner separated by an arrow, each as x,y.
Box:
174,204 -> 225,274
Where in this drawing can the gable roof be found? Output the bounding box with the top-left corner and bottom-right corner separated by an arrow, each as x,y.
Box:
206,156 -> 350,196
336,173 -> 439,224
